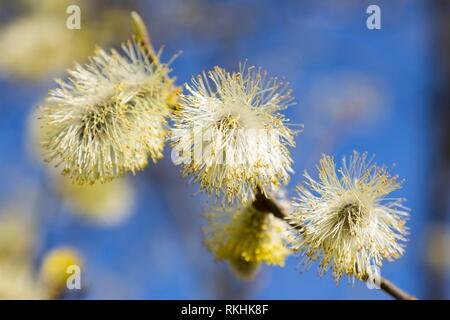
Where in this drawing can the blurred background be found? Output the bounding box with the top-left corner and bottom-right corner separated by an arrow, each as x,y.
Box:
0,0 -> 448,299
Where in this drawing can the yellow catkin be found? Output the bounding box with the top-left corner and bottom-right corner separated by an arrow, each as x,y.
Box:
171,64 -> 299,204
38,40 -> 174,184
203,204 -> 292,279
40,247 -> 83,296
289,151 -> 409,283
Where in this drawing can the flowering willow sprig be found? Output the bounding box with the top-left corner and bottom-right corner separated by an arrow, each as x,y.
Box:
38,39 -> 174,184
203,201 -> 292,279
287,151 -> 409,283
171,64 -> 298,204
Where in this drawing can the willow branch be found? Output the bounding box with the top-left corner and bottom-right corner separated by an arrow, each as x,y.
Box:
252,189 -> 418,300
131,11 -> 158,63
252,188 -> 286,220
130,11 -> 181,110
380,277 -> 417,300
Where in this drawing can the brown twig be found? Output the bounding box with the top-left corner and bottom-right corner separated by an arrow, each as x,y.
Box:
252,188 -> 286,220
131,11 -> 158,63
130,11 -> 181,110
252,189 -> 418,300
380,277 -> 417,300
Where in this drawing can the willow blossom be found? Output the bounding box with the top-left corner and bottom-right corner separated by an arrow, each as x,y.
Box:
38,40 -> 174,184
171,64 -> 297,204
203,201 -> 292,279
288,152 -> 409,282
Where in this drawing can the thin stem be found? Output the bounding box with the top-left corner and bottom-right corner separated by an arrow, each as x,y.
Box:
130,11 -> 181,110
252,188 -> 285,220
380,277 -> 417,300
252,189 -> 418,300
131,11 -> 158,63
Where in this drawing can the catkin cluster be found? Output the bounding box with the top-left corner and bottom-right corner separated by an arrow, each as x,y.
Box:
37,13 -> 410,284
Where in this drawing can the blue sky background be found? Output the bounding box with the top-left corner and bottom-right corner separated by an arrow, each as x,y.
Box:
0,0 -> 444,299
